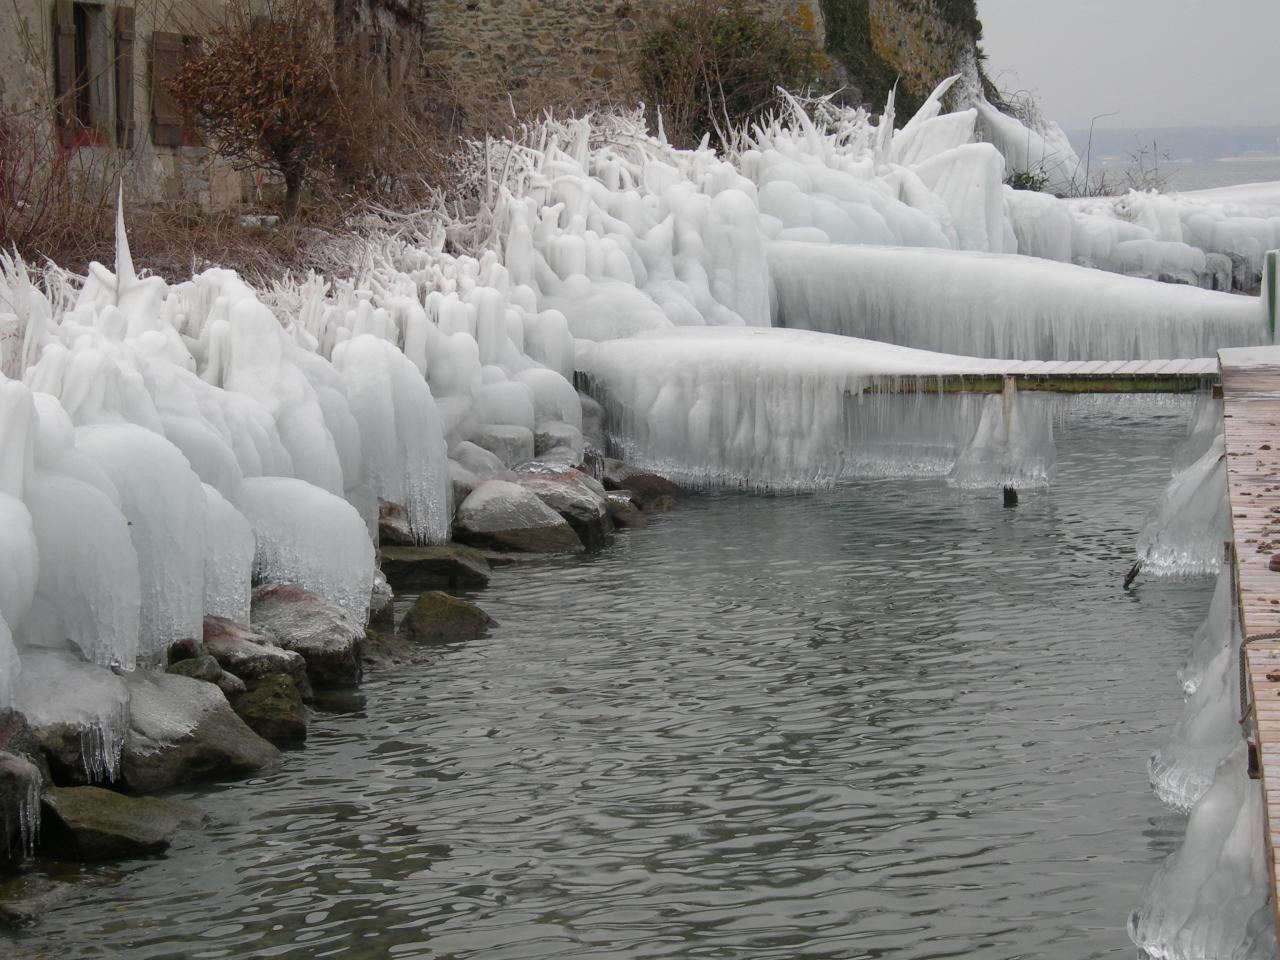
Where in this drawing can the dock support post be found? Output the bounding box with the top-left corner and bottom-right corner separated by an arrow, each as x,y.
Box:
1266,250 -> 1278,343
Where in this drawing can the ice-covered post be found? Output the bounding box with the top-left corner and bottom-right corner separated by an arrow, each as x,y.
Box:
1266,250 -> 1278,343
1001,375 -> 1019,506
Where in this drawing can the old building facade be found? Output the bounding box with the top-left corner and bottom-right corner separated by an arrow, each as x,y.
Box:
0,0 -> 825,211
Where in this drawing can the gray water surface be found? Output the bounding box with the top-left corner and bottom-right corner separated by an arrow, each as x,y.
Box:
7,405 -> 1213,960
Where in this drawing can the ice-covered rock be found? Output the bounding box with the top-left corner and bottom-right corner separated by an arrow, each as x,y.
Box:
118,670 -> 278,793
515,468 -> 611,547
14,651 -> 129,785
249,584 -> 364,690
455,480 -> 583,553
202,616 -> 311,697
0,750 -> 41,862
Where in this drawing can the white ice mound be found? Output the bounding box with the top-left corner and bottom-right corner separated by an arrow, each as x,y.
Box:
202,484 -> 254,625
1136,436 -> 1230,577
1129,746 -> 1277,960
333,335 -> 451,544
579,327 -> 1053,490
76,424 -> 208,657
770,242 -> 1268,360
236,476 -> 375,623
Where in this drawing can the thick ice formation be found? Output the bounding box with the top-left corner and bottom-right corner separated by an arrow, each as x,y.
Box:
1150,640 -> 1242,812
1135,435 -> 1230,577
947,385 -> 1055,490
579,327 -> 1058,489
770,242 -> 1266,360
203,484 -> 254,625
236,476 -> 375,620
1130,746 -> 1277,960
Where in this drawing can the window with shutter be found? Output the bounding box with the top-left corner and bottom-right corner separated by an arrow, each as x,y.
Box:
115,7 -> 136,148
151,31 -> 185,148
52,0 -> 78,145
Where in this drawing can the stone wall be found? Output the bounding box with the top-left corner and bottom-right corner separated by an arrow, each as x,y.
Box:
866,0 -> 979,104
417,0 -> 825,114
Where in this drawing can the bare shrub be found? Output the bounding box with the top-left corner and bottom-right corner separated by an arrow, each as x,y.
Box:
638,0 -> 823,148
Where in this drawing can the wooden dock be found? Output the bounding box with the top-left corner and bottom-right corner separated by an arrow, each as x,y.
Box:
863,358 -> 1220,394
1220,345 -> 1280,939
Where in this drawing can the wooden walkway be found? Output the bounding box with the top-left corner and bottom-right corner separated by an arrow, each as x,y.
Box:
1220,345 -> 1280,939
864,358 -> 1220,394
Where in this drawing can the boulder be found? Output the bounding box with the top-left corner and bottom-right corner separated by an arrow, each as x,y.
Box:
40,786 -> 204,861
521,445 -> 583,472
250,584 -> 364,690
166,638 -> 203,664
454,480 -> 583,554
12,652 -> 130,787
202,616 -> 313,700
230,676 -> 308,748
0,751 -> 41,863
534,421 -> 584,457
398,592 -> 496,645
469,425 -> 535,469
166,655 -> 223,685
380,544 -> 492,592
362,627 -> 419,668
600,459 -> 682,510
216,671 -> 246,698
119,671 -> 279,794
606,491 -> 648,528
450,440 -> 517,482
378,500 -> 415,547
514,468 -> 612,549
449,459 -> 483,505
0,874 -> 75,928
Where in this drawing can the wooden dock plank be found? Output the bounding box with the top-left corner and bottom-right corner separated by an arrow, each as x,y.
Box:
1222,351 -> 1280,948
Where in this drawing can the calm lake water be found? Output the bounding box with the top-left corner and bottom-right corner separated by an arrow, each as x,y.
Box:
1093,155 -> 1280,192
4,402 -> 1214,960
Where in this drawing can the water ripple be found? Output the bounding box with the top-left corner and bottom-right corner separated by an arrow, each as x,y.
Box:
6,406 -> 1211,960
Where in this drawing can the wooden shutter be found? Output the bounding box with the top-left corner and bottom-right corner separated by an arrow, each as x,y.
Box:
53,0 -> 77,145
151,31 -> 184,147
114,6 -> 136,148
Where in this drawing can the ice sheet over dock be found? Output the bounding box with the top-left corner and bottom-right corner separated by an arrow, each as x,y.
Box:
579,327 -> 1057,489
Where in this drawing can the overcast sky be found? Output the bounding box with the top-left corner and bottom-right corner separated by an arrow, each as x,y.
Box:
976,0 -> 1280,131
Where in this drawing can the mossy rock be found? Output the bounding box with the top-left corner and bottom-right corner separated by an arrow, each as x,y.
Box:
40,786 -> 204,861
398,592 -> 497,645
230,675 -> 308,748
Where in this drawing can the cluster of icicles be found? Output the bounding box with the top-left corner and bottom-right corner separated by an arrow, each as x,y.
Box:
0,75 -> 1275,931
1128,401 -> 1276,959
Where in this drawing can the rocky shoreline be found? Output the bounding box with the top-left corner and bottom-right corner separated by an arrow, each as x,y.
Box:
0,450 -> 681,924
